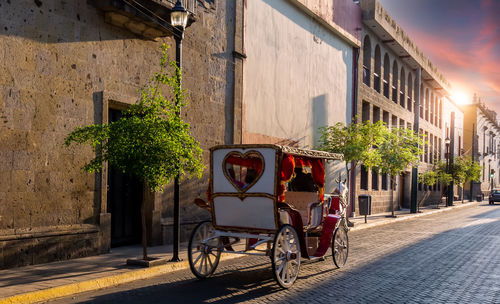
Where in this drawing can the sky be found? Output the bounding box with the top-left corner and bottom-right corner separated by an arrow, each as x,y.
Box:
378,0 -> 500,116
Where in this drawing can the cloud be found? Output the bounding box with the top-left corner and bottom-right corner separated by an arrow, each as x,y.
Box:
380,0 -> 500,116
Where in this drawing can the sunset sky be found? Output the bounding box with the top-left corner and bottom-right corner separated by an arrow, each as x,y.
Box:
378,0 -> 500,117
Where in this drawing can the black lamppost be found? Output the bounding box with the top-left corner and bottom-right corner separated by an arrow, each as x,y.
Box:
445,137 -> 451,207
170,0 -> 189,262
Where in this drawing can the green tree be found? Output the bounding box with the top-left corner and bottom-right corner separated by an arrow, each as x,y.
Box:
418,170 -> 438,209
453,156 -> 481,203
65,44 -> 204,260
464,157 -> 482,202
434,159 -> 453,186
318,119 -> 385,206
464,157 -> 481,183
377,127 -> 424,217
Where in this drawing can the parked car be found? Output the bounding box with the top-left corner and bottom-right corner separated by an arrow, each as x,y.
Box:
488,189 -> 500,205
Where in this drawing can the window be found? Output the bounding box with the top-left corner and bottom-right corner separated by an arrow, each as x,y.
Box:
374,45 -> 381,93
419,86 -> 424,119
362,101 -> 370,122
400,67 -> 405,107
383,111 -> 390,126
392,60 -> 398,103
392,115 -> 398,129
361,165 -> 368,190
372,169 -> 379,190
407,73 -> 413,112
425,89 -> 429,121
383,54 -> 390,98
430,93 -> 434,124
373,106 -> 380,123
363,36 -> 371,87
381,173 -> 388,190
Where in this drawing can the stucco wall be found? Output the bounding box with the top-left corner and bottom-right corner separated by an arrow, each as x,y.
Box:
243,0 -> 353,150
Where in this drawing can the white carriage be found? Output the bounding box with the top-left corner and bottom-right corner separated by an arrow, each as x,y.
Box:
189,144 -> 348,288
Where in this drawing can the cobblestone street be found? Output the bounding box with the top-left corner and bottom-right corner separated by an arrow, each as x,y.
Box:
49,204 -> 500,304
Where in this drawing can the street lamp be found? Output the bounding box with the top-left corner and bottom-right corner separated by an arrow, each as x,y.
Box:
170,0 -> 189,263
445,137 -> 450,207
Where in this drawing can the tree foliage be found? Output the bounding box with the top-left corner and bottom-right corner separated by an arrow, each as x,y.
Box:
65,44 -> 204,192
377,127 -> 424,177
318,119 -> 386,170
434,156 -> 481,187
418,170 -> 437,187
463,157 -> 482,183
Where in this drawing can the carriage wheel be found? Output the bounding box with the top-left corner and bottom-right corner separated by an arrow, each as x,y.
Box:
188,221 -> 221,279
271,225 -> 301,288
332,227 -> 349,268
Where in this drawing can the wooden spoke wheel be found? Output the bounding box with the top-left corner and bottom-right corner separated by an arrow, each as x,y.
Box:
271,225 -> 301,288
188,221 -> 221,279
332,227 -> 349,268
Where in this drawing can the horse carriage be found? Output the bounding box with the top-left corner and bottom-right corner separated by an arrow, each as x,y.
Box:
189,144 -> 349,288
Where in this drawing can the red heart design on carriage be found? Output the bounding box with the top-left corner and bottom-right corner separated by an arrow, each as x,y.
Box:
223,151 -> 264,192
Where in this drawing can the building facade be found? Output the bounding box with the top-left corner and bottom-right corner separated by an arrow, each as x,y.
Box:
0,0 -> 241,269
0,0 -> 362,269
355,0 -> 463,214
462,96 -> 500,198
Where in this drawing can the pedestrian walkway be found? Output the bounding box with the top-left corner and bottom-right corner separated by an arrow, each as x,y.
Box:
0,201 -> 481,304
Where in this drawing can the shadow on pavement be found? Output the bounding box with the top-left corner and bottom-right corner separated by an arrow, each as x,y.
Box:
76,206 -> 500,304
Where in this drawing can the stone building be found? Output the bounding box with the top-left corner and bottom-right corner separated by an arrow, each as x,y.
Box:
355,0 -> 463,214
0,0 -> 242,269
462,96 -> 500,198
441,96 -> 465,201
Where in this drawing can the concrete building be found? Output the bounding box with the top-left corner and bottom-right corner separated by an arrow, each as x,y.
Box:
462,96 -> 500,198
0,0 -> 241,269
355,0 -> 463,214
241,0 -> 362,192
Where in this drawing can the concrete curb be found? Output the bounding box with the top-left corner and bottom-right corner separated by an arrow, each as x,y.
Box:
0,201 -> 482,304
350,201 -> 481,232
0,253 -> 241,304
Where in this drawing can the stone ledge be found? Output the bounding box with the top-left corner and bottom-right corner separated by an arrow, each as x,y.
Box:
0,224 -> 99,241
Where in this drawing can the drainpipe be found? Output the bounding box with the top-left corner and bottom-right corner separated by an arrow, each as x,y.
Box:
350,46 -> 359,217
410,67 -> 421,213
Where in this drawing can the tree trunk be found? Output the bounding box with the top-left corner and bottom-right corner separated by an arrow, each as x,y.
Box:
345,164 -> 350,207
141,199 -> 148,260
391,176 -> 395,217
461,185 -> 464,204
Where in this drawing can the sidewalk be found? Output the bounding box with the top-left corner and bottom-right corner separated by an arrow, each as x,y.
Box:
0,200 -> 482,304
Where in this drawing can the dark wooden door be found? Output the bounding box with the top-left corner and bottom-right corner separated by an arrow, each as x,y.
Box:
107,109 -> 143,247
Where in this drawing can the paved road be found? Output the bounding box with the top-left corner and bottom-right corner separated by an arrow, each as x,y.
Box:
48,204 -> 500,304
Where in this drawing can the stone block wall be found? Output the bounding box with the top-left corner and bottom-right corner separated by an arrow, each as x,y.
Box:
0,0 -> 236,268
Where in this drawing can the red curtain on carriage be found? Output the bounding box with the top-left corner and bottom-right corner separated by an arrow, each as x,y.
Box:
279,154 -> 325,201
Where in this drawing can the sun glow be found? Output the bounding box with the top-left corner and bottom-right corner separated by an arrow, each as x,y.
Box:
451,90 -> 470,105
